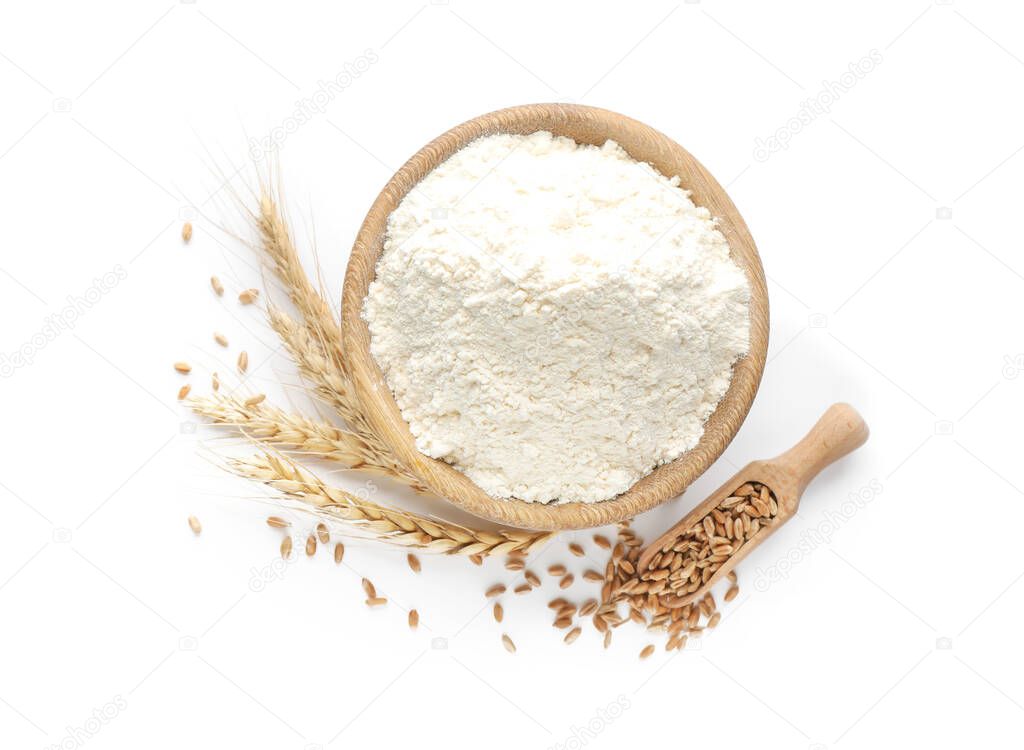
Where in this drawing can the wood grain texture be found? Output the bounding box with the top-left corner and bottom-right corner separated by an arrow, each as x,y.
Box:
341,103 -> 770,530
637,403 -> 869,602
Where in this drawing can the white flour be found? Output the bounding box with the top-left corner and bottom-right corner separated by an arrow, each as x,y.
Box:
363,132 -> 750,504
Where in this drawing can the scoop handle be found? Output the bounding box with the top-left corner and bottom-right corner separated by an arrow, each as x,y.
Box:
771,403 -> 869,496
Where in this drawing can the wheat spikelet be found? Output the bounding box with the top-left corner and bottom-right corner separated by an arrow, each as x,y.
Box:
230,452 -> 554,557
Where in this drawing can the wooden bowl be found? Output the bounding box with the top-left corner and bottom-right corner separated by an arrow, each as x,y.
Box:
341,103 -> 769,531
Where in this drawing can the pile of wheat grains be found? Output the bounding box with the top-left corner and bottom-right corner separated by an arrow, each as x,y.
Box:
482,481 -> 779,657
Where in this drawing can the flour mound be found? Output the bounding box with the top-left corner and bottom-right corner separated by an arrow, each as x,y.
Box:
363,132 -> 750,504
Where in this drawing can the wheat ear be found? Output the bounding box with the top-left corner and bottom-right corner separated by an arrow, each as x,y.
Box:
233,453 -> 554,556
190,393 -> 426,491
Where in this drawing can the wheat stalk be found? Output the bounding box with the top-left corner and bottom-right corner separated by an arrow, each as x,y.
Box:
190,180 -> 555,556
232,452 -> 554,557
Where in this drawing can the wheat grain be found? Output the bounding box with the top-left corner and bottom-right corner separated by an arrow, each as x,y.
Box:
245,394 -> 266,407
564,627 -> 581,644
501,634 -> 516,653
182,222 -> 193,243
188,515 -> 201,535
212,372 -> 220,391
569,543 -> 585,557
408,609 -> 419,629
593,534 -> 610,550
237,351 -> 248,373
485,584 -> 506,598
334,542 -> 344,564
639,644 -> 655,660
305,535 -> 316,556
407,553 -> 421,573
514,583 -> 531,595
493,603 -> 503,623
239,288 -> 259,305
366,597 -> 387,607
280,536 -> 292,558
524,570 -> 540,588
214,332 -> 228,347
362,578 -> 376,598
174,361 -> 191,374
548,564 -> 566,576
178,384 -> 191,400
316,523 -> 329,544
267,516 -> 289,528
559,574 -> 574,589
210,276 -> 224,296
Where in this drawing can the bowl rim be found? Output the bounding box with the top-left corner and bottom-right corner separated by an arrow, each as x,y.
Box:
341,103 -> 769,530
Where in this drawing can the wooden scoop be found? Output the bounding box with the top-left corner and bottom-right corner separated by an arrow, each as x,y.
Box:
637,403 -> 869,605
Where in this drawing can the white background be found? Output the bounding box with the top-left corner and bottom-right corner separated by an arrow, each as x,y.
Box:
1,1 -> 1022,748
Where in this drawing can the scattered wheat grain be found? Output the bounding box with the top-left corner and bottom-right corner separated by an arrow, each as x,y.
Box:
485,584 -> 506,598
182,222 -> 193,243
177,384 -> 191,400
188,515 -> 201,535
564,627 -> 582,644
493,603 -> 503,623
408,609 -> 419,629
502,634 -> 516,653
174,361 -> 191,374
210,276 -> 224,296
